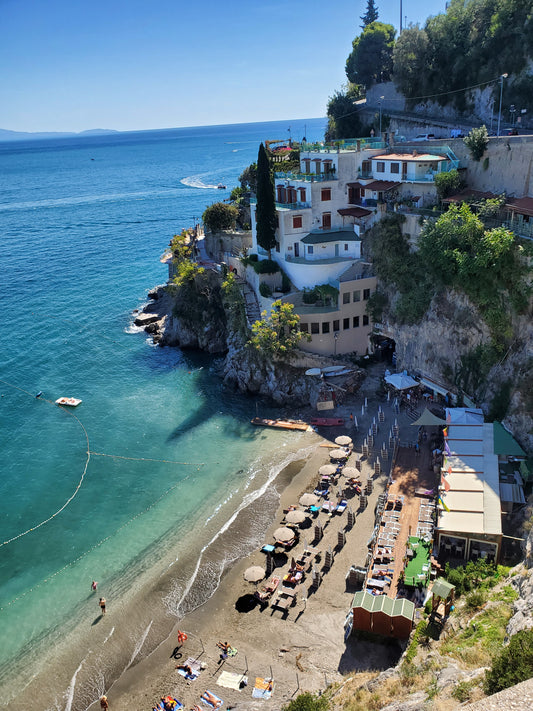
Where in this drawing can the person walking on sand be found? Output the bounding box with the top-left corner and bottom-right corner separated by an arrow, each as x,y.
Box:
99,695 -> 109,709
99,597 -> 106,615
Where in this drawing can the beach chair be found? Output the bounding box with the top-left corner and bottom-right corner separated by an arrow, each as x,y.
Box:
336,499 -> 347,514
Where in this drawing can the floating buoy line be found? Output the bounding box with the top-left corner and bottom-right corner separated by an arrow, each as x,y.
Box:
0,378 -> 206,555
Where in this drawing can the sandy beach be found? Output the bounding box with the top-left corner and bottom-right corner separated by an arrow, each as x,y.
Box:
107,365 -> 411,711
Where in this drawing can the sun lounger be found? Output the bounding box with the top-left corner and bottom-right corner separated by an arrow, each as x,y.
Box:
200,690 -> 223,709
254,576 -> 280,604
336,499 -> 347,514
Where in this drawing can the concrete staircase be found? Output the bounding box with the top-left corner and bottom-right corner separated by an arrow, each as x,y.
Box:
236,277 -> 262,328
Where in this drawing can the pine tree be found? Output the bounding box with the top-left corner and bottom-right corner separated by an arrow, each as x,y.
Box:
255,143 -> 277,258
360,0 -> 378,29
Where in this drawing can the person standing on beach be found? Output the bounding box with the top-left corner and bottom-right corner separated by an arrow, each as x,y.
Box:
99,695 -> 109,709
99,597 -> 106,615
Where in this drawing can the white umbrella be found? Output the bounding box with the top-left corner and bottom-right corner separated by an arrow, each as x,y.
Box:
318,464 -> 337,476
286,510 -> 307,524
335,435 -> 352,446
384,373 -> 418,390
273,526 -> 294,542
342,467 -> 359,478
243,565 -> 265,583
299,493 -> 319,507
329,449 -> 347,460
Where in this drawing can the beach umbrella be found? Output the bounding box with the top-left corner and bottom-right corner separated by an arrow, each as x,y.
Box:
385,373 -> 418,390
299,493 -> 319,507
329,449 -> 347,460
318,464 -> 337,477
286,509 -> 306,524
335,435 -> 352,446
243,565 -> 265,583
273,526 -> 294,543
341,467 -> 359,479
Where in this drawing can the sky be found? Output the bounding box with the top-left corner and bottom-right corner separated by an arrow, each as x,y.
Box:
0,0 -> 446,133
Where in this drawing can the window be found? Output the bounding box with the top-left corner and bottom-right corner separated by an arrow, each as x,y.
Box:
333,320 -> 339,332
322,322 -> 330,334
321,188 -> 331,201
322,213 -> 331,229
353,290 -> 361,302
376,161 -> 385,173
344,243 -> 349,251
391,162 -> 400,174
353,316 -> 359,327
343,292 -> 350,304
343,317 -> 350,330
298,187 -> 306,202
363,288 -> 371,300
363,315 -> 369,326
300,323 -> 308,333
307,245 -> 314,254
293,215 -> 302,229
311,322 -> 319,334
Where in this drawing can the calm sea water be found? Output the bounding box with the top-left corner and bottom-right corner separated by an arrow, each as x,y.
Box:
0,118 -> 325,710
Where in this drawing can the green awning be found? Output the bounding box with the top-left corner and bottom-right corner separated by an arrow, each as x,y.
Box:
431,578 -> 455,599
493,422 -> 526,457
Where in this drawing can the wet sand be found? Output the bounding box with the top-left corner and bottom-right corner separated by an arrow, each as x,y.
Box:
107,365 -> 411,711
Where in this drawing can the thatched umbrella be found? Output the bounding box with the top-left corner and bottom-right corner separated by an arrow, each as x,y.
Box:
273,526 -> 294,543
243,565 -> 265,583
329,449 -> 347,460
318,464 -> 337,477
341,467 -> 359,479
335,435 -> 352,446
299,493 -> 319,507
286,509 -> 307,525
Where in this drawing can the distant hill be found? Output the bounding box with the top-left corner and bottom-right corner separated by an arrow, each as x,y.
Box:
0,128 -> 119,142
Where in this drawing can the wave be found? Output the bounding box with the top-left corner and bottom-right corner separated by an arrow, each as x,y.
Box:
180,175 -> 223,190
0,188 -> 183,212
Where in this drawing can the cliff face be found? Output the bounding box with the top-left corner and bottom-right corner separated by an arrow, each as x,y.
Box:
381,288 -> 533,454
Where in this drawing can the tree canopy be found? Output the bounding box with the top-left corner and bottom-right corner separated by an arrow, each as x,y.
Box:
249,300 -> 310,358
325,85 -> 365,141
360,0 -> 378,29
346,21 -> 395,87
239,162 -> 257,193
255,143 -> 277,257
484,628 -> 533,695
202,202 -> 239,232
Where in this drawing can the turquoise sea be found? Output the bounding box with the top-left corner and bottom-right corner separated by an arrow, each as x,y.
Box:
0,118 -> 326,710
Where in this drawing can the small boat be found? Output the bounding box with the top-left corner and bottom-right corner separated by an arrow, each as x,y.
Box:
55,397 -> 82,407
321,366 -> 354,377
305,367 -> 322,376
310,417 -> 345,427
217,183 -> 226,189
251,417 -> 310,431
35,391 -> 43,399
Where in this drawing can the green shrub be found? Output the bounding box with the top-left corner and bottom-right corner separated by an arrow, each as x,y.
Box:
466,590 -> 487,610
202,202 -> 239,232
464,125 -> 489,162
484,628 -> 533,694
282,691 -> 329,711
253,259 -> 280,274
452,680 -> 475,702
259,282 -> 272,297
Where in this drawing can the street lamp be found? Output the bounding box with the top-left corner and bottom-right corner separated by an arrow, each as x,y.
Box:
497,73 -> 508,137
378,96 -> 385,136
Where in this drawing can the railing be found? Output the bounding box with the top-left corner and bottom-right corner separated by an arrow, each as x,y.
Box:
274,171 -> 338,182
285,254 -> 356,265
301,138 -> 387,153
276,200 -> 311,210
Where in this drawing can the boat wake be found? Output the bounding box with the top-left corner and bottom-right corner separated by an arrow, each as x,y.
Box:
180,175 -> 221,190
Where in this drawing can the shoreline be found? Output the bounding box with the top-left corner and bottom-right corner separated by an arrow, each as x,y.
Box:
107,368 -> 404,710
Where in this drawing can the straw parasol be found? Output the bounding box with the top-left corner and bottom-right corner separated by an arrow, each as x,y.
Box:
243,565 -> 265,583
273,526 -> 295,542
318,464 -> 337,477
299,493 -> 319,507
329,449 -> 347,460
341,466 -> 359,478
335,435 -> 352,446
285,509 -> 307,524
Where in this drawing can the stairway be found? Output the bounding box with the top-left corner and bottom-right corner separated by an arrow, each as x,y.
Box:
234,275 -> 262,328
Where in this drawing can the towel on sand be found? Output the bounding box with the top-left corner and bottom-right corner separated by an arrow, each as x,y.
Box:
216,670 -> 247,690
176,657 -> 202,681
200,690 -> 223,709
252,677 -> 274,699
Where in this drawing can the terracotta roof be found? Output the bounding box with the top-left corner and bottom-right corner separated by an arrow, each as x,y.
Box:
338,207 -> 373,218
347,182 -> 365,189
364,180 -> 401,192
442,189 -> 498,204
505,196 -> 533,217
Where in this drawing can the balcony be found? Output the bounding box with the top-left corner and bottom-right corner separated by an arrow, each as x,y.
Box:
274,171 -> 338,182
250,198 -> 311,211
284,254 -> 356,266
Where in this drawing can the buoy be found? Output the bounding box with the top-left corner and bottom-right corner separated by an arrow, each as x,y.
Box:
36,391 -> 43,398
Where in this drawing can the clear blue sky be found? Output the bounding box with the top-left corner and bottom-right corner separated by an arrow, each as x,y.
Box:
1,0 -> 445,133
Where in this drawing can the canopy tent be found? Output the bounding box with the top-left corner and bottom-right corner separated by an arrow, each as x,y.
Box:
411,408 -> 447,427
385,373 -> 418,390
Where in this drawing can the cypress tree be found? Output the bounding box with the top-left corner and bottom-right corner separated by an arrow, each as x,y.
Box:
255,143 -> 277,258
360,0 -> 378,29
